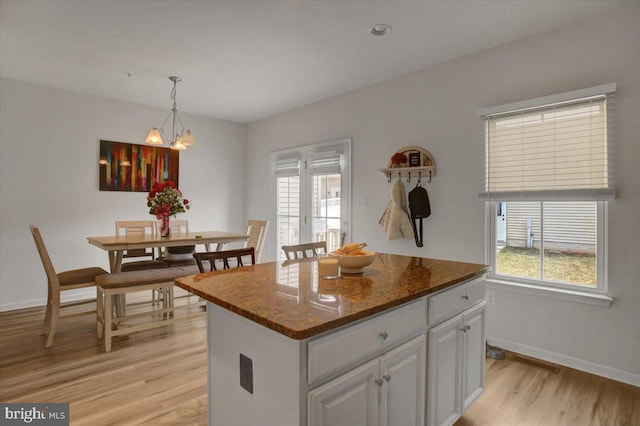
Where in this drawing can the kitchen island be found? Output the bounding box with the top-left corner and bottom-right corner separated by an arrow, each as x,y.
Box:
176,253 -> 488,426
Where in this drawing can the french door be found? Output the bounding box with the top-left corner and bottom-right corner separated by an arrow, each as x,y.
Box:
273,139 -> 351,260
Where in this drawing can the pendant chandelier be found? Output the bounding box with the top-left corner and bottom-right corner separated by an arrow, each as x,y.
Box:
145,76 -> 196,151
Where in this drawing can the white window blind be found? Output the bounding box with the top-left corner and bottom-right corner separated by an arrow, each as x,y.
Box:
479,84 -> 616,201
308,151 -> 342,175
273,157 -> 300,177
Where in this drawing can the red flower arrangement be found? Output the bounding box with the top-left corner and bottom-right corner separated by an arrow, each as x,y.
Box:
147,181 -> 190,219
391,152 -> 408,166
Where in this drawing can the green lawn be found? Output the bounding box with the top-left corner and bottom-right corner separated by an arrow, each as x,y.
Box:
496,246 -> 596,287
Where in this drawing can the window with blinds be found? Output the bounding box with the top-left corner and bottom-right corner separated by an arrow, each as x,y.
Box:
273,157 -> 301,178
480,84 -> 615,201
308,152 -> 342,175
271,139 -> 351,260
480,84 -> 614,294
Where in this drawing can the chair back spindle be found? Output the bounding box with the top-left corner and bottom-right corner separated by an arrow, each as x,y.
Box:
282,241 -> 327,260
194,247 -> 256,273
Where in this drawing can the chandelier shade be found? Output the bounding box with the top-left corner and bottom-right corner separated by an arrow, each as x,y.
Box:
144,128 -> 163,145
145,76 -> 196,150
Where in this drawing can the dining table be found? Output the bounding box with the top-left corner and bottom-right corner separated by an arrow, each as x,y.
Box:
87,230 -> 250,273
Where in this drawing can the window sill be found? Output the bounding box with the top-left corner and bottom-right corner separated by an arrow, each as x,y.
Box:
486,278 -> 613,307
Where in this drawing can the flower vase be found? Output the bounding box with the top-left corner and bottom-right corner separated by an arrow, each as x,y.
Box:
158,215 -> 171,238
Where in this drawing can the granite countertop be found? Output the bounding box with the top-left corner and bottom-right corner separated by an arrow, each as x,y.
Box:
175,252 -> 488,340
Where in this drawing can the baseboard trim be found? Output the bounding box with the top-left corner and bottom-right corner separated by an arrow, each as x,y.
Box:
0,289 -> 95,312
487,336 -> 640,387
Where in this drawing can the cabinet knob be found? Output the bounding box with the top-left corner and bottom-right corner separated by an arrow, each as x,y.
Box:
383,374 -> 391,382
375,378 -> 384,387
462,295 -> 469,300
460,325 -> 471,332
379,331 -> 389,340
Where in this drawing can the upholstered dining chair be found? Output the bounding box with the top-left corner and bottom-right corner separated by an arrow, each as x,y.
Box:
194,247 -> 256,273
30,225 -> 108,348
282,241 -> 327,260
115,221 -> 167,272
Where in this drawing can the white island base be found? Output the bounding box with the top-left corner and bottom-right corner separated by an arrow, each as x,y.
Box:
208,303 -> 303,426
206,275 -> 486,426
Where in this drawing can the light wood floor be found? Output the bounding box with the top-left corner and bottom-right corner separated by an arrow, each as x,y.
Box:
1,290 -> 638,425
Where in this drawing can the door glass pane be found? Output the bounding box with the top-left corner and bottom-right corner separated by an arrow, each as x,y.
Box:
542,202 -> 597,287
495,201 -> 541,280
277,176 -> 300,260
311,174 -> 342,252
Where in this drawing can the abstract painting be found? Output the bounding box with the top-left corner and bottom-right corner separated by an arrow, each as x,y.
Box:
99,140 -> 179,192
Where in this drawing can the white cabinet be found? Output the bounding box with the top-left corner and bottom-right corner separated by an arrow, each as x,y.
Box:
427,301 -> 486,426
308,359 -> 380,426
206,275 -> 486,426
380,334 -> 426,426
461,303 -> 485,412
308,298 -> 426,384
309,334 -> 426,426
426,311 -> 461,426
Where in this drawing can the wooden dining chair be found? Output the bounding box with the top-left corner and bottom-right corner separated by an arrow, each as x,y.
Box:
281,241 -> 328,260
161,220 -> 197,267
244,220 -> 268,263
116,220 -> 169,306
115,221 -> 167,272
194,247 -> 256,272
30,225 -> 108,348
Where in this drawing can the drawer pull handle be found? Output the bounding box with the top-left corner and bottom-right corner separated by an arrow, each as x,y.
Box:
375,378 -> 384,387
379,331 -> 389,340
383,374 -> 391,382
462,295 -> 469,300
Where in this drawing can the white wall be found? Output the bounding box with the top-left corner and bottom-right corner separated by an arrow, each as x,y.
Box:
246,5 -> 640,383
0,78 -> 247,310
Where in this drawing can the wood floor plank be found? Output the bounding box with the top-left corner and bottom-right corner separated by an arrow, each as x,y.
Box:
1,290 -> 638,425
456,352 -> 640,426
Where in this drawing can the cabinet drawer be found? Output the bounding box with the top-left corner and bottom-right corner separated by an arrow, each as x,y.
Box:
428,276 -> 485,326
308,298 -> 426,384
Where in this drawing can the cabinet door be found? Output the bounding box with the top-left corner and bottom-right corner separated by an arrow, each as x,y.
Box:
427,315 -> 463,426
379,335 -> 426,426
461,302 -> 486,412
308,359 -> 379,426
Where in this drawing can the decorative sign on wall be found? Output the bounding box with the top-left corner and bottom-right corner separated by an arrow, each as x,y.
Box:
98,140 -> 179,192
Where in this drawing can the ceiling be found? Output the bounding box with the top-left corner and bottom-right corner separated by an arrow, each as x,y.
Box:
0,0 -> 628,123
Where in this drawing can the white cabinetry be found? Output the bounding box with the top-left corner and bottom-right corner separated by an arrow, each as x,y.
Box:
206,274 -> 486,426
461,303 -> 486,412
427,299 -> 486,426
380,335 -> 426,426
309,334 -> 426,426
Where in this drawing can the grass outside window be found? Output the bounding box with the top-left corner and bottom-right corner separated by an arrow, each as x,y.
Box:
496,246 -> 596,288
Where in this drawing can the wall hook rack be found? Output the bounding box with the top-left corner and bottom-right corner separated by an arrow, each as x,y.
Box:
380,146 -> 437,183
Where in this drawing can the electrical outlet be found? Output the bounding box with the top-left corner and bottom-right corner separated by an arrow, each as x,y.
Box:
239,353 -> 253,394
356,198 -> 367,208
486,291 -> 495,305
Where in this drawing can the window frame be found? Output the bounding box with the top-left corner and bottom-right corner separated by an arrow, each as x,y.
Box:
270,138 -> 351,260
479,84 -> 615,305
485,200 -> 608,295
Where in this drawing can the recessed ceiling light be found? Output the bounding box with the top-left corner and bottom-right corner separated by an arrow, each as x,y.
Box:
370,24 -> 392,36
